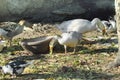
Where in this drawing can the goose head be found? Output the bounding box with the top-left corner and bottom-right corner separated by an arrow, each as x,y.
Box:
102,16 -> 116,34
49,32 -> 71,54
18,20 -> 26,25
91,18 -> 108,36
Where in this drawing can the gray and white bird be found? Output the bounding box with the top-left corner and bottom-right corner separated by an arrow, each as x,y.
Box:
49,31 -> 82,54
0,60 -> 34,77
0,20 -> 33,46
56,18 -> 106,35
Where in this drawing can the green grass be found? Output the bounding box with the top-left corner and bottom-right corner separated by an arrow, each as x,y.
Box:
0,45 -> 119,80
0,32 -> 119,80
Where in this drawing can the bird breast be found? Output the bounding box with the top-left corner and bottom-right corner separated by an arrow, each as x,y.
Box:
58,33 -> 79,47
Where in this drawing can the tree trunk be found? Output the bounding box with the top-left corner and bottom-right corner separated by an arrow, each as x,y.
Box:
108,0 -> 120,68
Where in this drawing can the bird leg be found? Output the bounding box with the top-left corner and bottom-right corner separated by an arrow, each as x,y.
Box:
9,40 -> 12,47
8,39 -> 12,47
73,47 -> 76,54
64,45 -> 67,54
0,36 -> 3,40
49,45 -> 53,55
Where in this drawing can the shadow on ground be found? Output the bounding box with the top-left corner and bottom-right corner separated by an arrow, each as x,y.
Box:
10,54 -> 45,61
2,45 -> 23,53
12,66 -> 118,80
81,38 -> 118,45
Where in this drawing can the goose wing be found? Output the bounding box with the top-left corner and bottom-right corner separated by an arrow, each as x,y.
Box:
56,19 -> 90,33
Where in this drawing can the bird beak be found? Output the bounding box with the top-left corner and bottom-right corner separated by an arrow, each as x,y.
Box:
102,29 -> 108,36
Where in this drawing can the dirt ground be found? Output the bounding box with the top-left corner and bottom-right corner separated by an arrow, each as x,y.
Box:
0,23 -> 120,80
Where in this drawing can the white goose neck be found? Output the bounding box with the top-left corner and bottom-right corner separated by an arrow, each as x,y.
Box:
91,18 -> 101,26
91,18 -> 105,31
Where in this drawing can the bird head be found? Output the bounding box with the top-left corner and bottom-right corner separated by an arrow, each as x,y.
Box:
94,18 -> 108,36
18,20 -> 26,26
18,19 -> 33,31
49,35 -> 61,55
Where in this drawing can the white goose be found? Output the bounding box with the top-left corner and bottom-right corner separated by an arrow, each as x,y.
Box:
49,31 -> 82,54
56,18 -> 106,34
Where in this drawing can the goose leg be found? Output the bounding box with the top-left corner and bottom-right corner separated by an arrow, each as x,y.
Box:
64,45 -> 67,54
9,40 -> 12,47
49,45 -> 53,55
0,37 -> 1,40
73,47 -> 76,54
8,39 -> 12,47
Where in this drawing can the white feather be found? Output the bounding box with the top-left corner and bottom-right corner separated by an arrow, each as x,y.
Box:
56,18 -> 105,34
58,32 -> 81,47
2,65 -> 13,75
